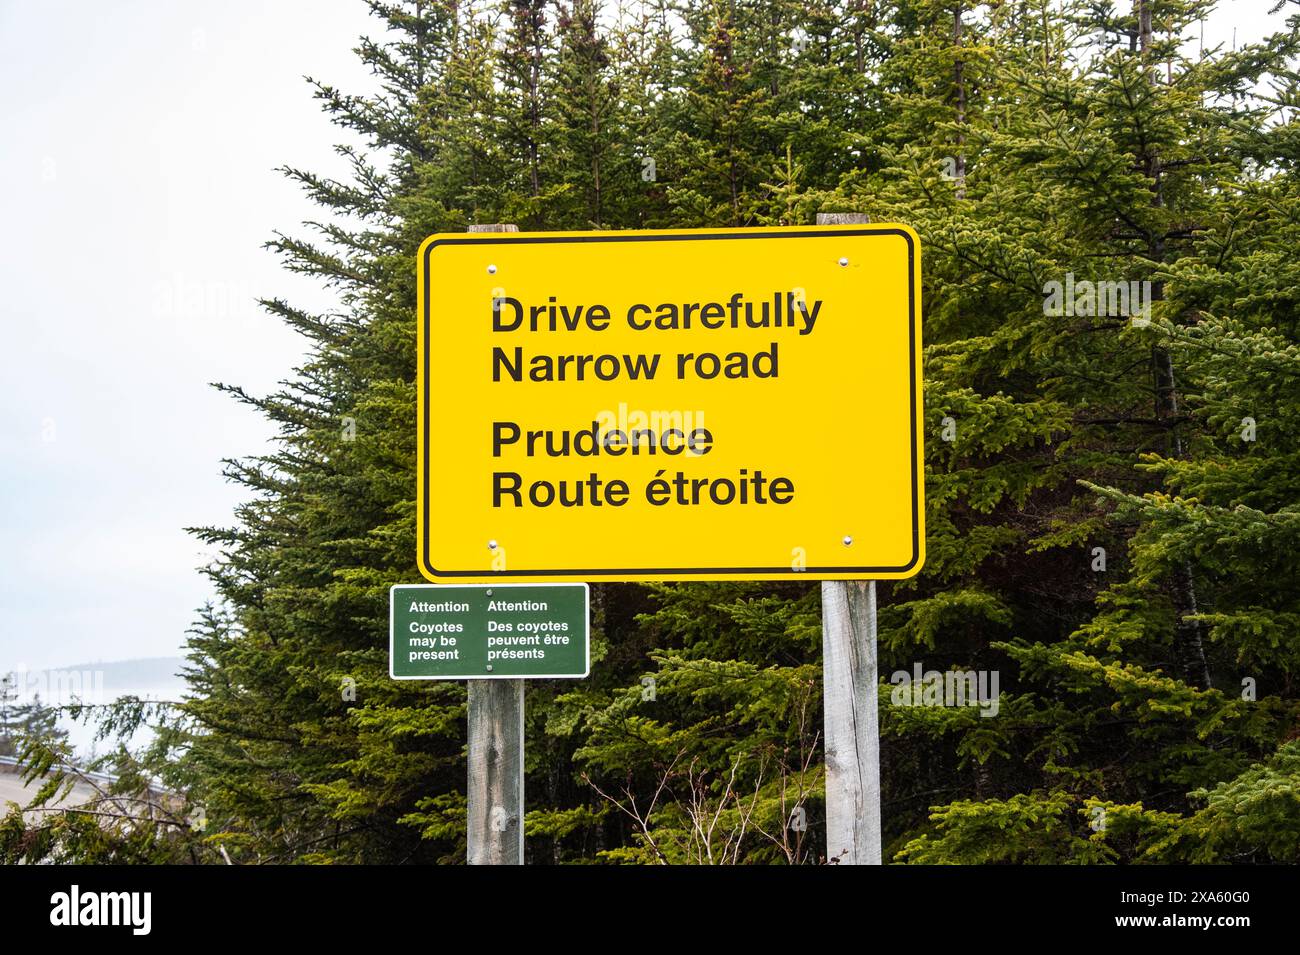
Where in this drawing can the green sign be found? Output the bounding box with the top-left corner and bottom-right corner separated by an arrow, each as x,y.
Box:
389,583 -> 589,680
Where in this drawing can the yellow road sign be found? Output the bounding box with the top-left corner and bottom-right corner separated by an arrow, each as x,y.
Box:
417,225 -> 923,582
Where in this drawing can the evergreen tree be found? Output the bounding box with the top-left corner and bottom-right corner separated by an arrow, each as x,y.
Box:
0,673 -> 22,758
882,0 -> 1300,863
551,0 -> 627,227
0,677 -> 69,758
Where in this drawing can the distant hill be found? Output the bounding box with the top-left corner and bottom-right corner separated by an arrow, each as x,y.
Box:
54,656 -> 187,698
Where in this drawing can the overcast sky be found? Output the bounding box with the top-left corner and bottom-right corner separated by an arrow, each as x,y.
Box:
0,0 -> 1288,674
0,1 -> 375,671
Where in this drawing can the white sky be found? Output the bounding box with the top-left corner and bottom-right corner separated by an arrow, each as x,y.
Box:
0,0 -> 375,670
0,0 -> 1288,673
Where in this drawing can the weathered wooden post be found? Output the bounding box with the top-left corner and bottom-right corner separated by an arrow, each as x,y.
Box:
465,223 -> 525,866
816,211 -> 882,865
466,677 -> 524,864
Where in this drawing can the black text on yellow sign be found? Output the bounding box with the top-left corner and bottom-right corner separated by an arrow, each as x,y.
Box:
417,225 -> 924,582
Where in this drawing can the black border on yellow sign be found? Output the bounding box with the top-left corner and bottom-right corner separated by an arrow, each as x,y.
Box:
420,227 -> 920,578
